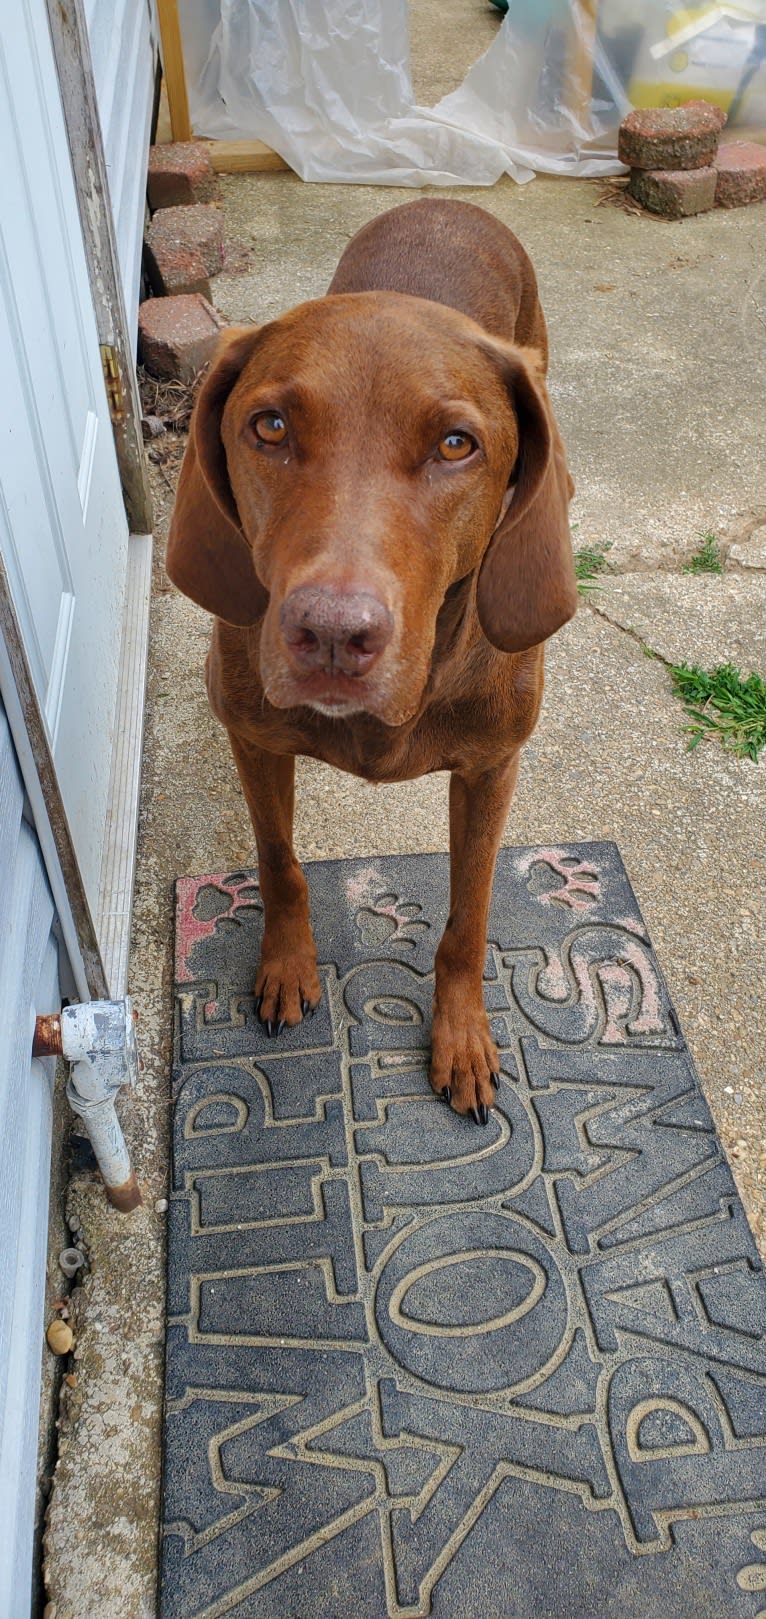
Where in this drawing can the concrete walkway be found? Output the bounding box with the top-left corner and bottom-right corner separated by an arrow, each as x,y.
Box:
44,17 -> 766,1619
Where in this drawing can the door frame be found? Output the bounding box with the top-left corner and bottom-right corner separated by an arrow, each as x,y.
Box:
44,0 -> 153,536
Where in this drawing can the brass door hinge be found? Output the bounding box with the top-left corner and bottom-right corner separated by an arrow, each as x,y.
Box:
100,343 -> 126,424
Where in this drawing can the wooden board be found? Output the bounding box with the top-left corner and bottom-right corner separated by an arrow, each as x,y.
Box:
156,0 -> 191,141
154,0 -> 290,172
206,140 -> 290,174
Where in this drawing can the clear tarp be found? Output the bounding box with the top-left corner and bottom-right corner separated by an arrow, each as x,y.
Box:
177,1 -> 766,186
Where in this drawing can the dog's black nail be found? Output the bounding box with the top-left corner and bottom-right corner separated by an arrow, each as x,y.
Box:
277,1018 -> 285,1037
490,1071 -> 500,1090
470,1106 -> 481,1126
442,1086 -> 452,1105
254,995 -> 263,1017
301,998 -> 311,1016
266,1019 -> 274,1038
479,1103 -> 489,1126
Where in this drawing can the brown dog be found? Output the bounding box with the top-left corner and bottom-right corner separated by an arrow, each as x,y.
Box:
167,198 -> 577,1124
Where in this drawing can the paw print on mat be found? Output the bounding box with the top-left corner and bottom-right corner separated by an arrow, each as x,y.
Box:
354,890 -> 429,951
519,847 -> 600,912
176,871 -> 262,984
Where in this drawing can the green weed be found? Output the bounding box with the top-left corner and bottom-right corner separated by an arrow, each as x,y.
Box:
669,661 -> 766,761
683,531 -> 724,575
574,538 -> 612,596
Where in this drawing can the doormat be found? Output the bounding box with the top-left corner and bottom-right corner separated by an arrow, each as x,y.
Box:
162,844 -> 766,1619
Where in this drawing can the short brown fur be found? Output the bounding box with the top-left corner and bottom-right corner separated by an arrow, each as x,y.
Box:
167,198 -> 577,1119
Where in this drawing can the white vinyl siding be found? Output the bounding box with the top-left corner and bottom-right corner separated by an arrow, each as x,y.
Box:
0,700 -> 61,1619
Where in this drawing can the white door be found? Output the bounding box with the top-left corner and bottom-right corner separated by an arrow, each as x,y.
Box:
0,0 -> 130,926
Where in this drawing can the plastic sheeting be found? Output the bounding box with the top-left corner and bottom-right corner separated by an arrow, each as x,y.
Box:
178,0 -> 766,186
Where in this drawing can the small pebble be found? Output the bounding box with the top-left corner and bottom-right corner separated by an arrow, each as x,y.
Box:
155,1197 -> 168,1214
141,414 -> 165,440
46,1321 -> 74,1356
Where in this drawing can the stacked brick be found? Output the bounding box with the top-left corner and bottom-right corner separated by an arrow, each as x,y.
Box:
618,103 -> 766,219
139,142 -> 228,383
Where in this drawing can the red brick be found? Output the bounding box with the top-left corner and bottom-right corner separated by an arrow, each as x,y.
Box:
147,142 -> 220,210
149,243 -> 211,301
145,204 -> 224,280
138,294 -> 225,384
684,100 -> 726,132
144,237 -> 212,300
618,103 -> 723,171
715,142 -> 766,209
628,164 -> 717,219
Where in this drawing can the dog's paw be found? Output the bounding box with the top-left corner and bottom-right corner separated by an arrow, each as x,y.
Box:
254,947 -> 321,1035
429,994 -> 499,1123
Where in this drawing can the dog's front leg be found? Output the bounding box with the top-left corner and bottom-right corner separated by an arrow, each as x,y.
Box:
227,732 -> 321,1032
431,752 -> 521,1121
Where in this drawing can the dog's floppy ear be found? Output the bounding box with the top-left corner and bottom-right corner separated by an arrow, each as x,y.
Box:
166,326 -> 269,625
476,343 -> 577,654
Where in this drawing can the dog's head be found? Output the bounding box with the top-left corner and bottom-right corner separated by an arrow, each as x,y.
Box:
166,292 -> 576,725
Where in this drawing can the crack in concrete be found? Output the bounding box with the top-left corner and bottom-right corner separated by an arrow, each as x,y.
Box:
583,600 -> 674,670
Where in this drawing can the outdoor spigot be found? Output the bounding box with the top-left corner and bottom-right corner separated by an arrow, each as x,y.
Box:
33,999 -> 141,1212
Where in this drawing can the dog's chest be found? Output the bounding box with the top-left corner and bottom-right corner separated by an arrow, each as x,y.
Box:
304,714 -> 446,784
301,696 -> 515,783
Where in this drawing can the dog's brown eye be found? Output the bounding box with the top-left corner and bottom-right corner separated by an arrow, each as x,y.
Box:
253,412 -> 288,446
438,431 -> 475,462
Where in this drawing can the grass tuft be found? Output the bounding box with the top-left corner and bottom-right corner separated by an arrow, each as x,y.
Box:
669,661 -> 766,761
683,531 -> 724,575
574,538 -> 612,596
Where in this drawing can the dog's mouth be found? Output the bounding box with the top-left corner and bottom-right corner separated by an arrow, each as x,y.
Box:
265,664 -> 419,726
301,671 -> 370,717
267,665 -> 376,715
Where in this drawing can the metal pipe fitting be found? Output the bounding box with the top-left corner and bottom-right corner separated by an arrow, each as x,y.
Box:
33,998 -> 141,1212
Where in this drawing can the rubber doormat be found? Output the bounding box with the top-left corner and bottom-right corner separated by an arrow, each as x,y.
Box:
163,844 -> 766,1619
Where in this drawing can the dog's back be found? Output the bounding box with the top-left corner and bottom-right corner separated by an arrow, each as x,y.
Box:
327,197 -> 548,362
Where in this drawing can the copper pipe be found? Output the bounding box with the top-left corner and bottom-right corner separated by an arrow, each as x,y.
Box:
106,1171 -> 142,1213
33,1013 -> 63,1058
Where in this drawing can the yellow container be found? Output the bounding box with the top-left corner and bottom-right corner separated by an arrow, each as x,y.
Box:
601,2 -> 766,123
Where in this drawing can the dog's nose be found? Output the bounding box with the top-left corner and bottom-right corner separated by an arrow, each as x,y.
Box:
280,586 -> 394,676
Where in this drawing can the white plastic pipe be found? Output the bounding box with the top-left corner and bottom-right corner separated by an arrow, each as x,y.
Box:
34,999 -> 141,1211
